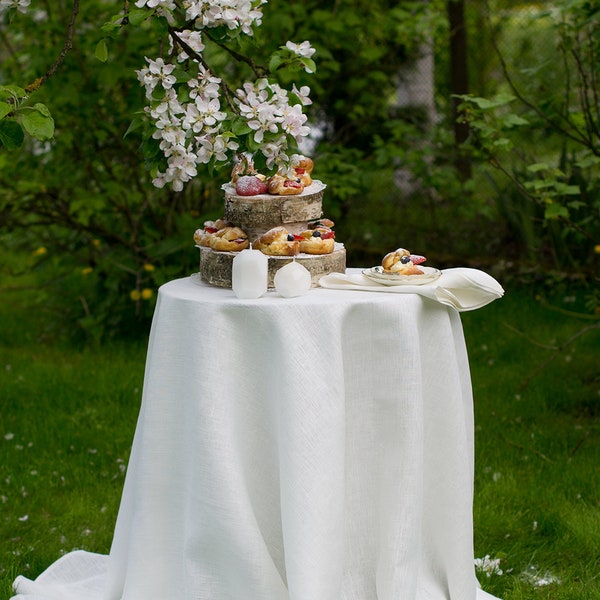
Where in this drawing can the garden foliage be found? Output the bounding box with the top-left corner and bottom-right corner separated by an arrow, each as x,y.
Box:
0,0 -> 597,341
457,1 -> 600,277
0,0 -> 448,340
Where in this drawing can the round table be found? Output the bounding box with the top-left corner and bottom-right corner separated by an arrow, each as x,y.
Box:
12,274 -> 500,600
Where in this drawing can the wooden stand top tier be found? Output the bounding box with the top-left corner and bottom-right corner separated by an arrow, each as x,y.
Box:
223,180 -> 326,242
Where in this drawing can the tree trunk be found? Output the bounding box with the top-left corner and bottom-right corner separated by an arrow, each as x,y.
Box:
447,0 -> 471,180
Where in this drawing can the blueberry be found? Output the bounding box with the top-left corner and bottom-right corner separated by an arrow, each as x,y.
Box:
312,230 -> 322,237
287,234 -> 294,241
400,255 -> 411,264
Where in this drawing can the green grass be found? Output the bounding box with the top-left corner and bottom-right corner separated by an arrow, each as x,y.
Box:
1,282 -> 598,599
462,288 -> 600,599
0,283 -> 146,598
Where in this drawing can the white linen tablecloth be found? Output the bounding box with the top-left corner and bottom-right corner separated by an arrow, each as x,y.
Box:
12,273 -> 502,600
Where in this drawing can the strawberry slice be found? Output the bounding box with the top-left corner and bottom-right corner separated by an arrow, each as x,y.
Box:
205,227 -> 218,234
321,230 -> 335,240
283,179 -> 302,188
410,254 -> 426,265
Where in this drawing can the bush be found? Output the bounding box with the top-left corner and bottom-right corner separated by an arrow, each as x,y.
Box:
0,0 -> 449,340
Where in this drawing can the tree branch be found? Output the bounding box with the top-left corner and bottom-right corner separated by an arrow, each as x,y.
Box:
168,28 -> 240,114
203,29 -> 268,79
487,10 -> 596,154
25,0 -> 80,93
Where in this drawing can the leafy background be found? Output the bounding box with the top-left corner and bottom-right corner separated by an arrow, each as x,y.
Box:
0,0 -> 598,343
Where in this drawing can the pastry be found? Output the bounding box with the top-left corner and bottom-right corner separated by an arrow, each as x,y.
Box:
235,174 -> 268,196
252,226 -> 299,256
210,226 -> 249,252
291,154 -> 314,187
307,218 -> 334,230
267,174 -> 304,195
382,248 -> 426,275
193,218 -> 236,248
298,229 -> 335,255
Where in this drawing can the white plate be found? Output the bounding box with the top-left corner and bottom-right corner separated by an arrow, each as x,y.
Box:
362,266 -> 442,286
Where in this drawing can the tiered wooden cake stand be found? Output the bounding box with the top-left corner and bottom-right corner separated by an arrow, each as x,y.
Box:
199,181 -> 346,288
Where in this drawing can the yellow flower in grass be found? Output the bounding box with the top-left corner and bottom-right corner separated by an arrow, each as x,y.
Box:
594,244 -> 600,254
130,290 -> 141,301
143,263 -> 155,272
141,288 -> 153,300
81,267 -> 93,276
92,239 -> 101,248
33,246 -> 47,256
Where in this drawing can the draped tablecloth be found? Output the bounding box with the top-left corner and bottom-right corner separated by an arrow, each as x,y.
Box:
12,273 -> 502,600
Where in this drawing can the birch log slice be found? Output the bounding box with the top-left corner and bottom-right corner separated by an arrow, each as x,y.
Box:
199,244 -> 346,289
223,181 -> 326,242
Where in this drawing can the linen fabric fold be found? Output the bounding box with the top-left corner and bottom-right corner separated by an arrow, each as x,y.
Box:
12,276 -> 502,600
319,267 -> 504,312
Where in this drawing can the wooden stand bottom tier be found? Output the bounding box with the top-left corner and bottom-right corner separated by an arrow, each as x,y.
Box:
199,244 -> 346,288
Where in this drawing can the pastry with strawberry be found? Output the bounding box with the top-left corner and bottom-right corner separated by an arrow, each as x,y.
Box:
267,173 -> 304,196
381,248 -> 427,275
209,226 -> 249,252
296,219 -> 335,255
290,154 -> 314,187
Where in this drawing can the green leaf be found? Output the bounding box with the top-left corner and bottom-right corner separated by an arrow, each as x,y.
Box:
33,102 -> 51,118
502,114 -> 528,127
574,155 -> 600,169
269,54 -> 285,73
0,119 -> 24,149
527,162 -> 550,173
0,102 -> 13,120
21,109 -> 55,140
544,202 -> 569,219
554,183 -> 580,195
128,8 -> 148,26
123,116 -> 143,138
95,39 -> 109,63
462,93 -> 516,110
231,118 -> 253,136
300,57 -> 316,73
492,137 -> 512,148
0,85 -> 26,101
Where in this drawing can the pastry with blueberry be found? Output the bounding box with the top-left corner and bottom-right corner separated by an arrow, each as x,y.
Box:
381,248 -> 427,275
252,226 -> 300,256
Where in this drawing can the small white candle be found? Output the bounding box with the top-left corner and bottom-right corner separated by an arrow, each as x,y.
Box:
274,260 -> 312,298
232,249 -> 268,299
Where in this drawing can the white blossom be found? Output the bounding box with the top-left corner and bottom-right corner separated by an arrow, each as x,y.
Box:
474,555 -> 503,578
136,57 -> 177,95
0,0 -> 30,15
292,84 -> 312,106
280,103 -> 310,140
170,30 -> 205,62
135,0 -> 176,10
260,136 -> 289,169
135,2 -> 314,191
182,0 -> 265,34
196,134 -> 238,164
188,72 -> 221,100
285,40 -> 316,59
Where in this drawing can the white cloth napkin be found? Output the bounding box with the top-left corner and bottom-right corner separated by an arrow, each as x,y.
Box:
319,267 -> 504,311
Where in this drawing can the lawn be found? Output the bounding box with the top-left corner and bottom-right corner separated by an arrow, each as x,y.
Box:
1,279 -> 598,599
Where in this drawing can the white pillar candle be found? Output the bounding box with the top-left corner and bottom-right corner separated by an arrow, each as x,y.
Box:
274,260 -> 312,298
232,249 -> 268,299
